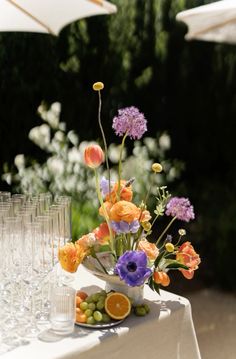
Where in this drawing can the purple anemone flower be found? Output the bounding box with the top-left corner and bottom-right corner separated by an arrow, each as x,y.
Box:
165,197 -> 195,222
115,250 -> 152,287
111,220 -> 140,234
112,106 -> 147,140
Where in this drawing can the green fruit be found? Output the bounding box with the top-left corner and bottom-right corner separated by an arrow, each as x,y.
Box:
134,306 -> 146,316
86,316 -> 96,325
88,302 -> 96,311
80,301 -> 88,311
93,310 -> 103,322
86,296 -> 94,303
84,309 -> 93,317
102,313 -> 111,323
99,290 -> 107,296
96,300 -> 105,311
92,293 -> 100,302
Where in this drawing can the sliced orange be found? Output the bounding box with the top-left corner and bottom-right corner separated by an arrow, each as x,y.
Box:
104,292 -> 131,320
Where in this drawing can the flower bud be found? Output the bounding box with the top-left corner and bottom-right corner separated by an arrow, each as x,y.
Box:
92,82 -> 104,91
178,229 -> 186,236
165,234 -> 172,243
152,163 -> 162,173
84,145 -> 104,169
142,222 -> 152,232
153,271 -> 170,287
165,243 -> 174,252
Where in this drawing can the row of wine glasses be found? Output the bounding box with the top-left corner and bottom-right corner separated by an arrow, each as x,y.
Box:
0,191 -> 72,353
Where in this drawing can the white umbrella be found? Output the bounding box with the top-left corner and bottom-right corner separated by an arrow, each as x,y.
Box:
0,0 -> 117,36
176,0 -> 236,44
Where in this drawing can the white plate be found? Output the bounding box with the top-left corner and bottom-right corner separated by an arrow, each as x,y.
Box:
75,318 -> 124,329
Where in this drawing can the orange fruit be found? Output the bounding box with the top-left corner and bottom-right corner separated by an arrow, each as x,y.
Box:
76,291 -> 88,301
104,292 -> 131,320
76,312 -> 87,323
76,296 -> 83,306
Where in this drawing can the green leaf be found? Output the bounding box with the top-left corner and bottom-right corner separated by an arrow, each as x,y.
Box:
148,276 -> 161,294
154,250 -> 165,267
98,245 -> 111,252
166,260 -> 189,270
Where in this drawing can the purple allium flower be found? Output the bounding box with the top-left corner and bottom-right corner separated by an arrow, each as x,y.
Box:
111,220 -> 140,234
165,197 -> 195,222
100,177 -> 114,197
112,106 -> 147,140
115,250 -> 152,287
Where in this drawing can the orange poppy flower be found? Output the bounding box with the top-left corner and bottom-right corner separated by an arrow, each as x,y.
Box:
176,241 -> 201,279
93,222 -> 112,244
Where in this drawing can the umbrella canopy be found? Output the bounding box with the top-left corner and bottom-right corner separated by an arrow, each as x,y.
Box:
176,0 -> 236,44
0,0 -> 117,36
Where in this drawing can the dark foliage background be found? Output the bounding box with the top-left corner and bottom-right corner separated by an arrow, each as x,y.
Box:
0,0 -> 236,290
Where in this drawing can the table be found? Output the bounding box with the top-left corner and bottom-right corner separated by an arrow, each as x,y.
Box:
2,266 -> 201,359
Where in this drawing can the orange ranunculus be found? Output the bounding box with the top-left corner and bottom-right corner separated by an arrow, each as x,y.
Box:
58,242 -> 86,273
140,210 -> 152,222
153,271 -> 170,287
84,144 -> 104,169
106,180 -> 133,204
93,222 -> 112,244
99,201 -> 113,218
137,239 -> 159,261
110,200 -> 140,223
176,241 -> 201,279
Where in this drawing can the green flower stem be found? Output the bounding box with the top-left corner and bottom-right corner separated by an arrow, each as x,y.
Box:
98,90 -> 111,196
156,216 -> 176,246
127,233 -> 131,251
144,173 -> 155,206
117,133 -> 128,200
94,169 -> 115,254
91,249 -> 108,274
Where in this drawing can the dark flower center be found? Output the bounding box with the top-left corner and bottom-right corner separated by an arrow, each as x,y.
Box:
127,261 -> 137,272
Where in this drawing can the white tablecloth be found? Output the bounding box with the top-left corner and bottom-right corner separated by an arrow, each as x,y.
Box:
3,266 -> 201,359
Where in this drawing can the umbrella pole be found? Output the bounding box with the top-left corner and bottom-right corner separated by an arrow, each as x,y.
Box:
7,0 -> 56,35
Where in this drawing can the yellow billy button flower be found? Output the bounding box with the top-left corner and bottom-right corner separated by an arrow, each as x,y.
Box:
178,229 -> 186,236
93,82 -> 104,91
152,163 -> 162,173
142,222 -> 152,232
165,242 -> 175,253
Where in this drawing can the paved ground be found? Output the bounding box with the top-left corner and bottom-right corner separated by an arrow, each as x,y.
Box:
185,289 -> 236,359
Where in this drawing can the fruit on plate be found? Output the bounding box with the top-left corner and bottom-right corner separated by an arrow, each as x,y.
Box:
104,292 -> 131,320
75,289 -> 113,324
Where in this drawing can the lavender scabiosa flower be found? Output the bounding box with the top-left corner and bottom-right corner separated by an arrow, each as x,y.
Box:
111,220 -> 140,234
112,106 -> 147,140
165,197 -> 195,222
100,177 -> 115,197
115,250 -> 152,286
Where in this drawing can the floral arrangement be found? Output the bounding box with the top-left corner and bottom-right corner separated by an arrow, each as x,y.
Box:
59,82 -> 200,293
